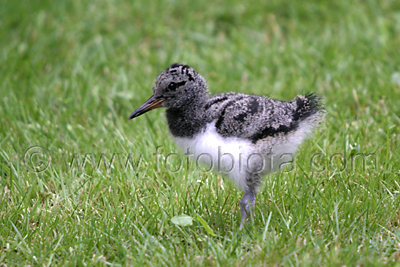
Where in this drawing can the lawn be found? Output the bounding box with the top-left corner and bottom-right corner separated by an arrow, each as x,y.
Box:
1,0 -> 400,265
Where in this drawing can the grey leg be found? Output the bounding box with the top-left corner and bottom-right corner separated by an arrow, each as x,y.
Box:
239,191 -> 257,230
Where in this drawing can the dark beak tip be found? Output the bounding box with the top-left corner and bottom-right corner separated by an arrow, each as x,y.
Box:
129,111 -> 140,120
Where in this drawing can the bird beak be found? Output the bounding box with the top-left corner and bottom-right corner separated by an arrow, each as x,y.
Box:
129,95 -> 165,119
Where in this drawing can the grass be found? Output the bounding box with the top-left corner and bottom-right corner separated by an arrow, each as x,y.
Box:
1,0 -> 400,265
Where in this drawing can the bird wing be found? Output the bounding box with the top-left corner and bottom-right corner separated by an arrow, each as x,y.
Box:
206,93 -> 321,143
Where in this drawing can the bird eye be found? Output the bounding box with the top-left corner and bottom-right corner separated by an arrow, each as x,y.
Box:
168,82 -> 177,91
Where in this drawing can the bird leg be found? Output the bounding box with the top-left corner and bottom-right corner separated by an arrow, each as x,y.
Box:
239,190 -> 257,230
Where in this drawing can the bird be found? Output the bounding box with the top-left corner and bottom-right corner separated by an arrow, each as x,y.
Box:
129,63 -> 324,230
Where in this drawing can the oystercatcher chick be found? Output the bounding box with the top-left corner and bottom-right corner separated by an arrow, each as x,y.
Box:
129,63 -> 324,230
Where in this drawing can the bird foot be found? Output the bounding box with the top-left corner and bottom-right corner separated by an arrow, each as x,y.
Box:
239,191 -> 256,231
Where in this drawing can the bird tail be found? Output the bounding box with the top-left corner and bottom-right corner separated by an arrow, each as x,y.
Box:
293,92 -> 324,122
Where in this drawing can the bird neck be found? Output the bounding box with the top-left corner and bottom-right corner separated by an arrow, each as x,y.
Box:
165,98 -> 208,138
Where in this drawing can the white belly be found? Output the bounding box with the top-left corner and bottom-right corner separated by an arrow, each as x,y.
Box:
173,121 -> 262,190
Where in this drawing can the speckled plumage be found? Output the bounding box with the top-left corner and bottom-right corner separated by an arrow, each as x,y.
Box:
130,63 -> 325,230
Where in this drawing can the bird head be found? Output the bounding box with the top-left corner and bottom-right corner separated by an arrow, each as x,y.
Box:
129,63 -> 208,119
